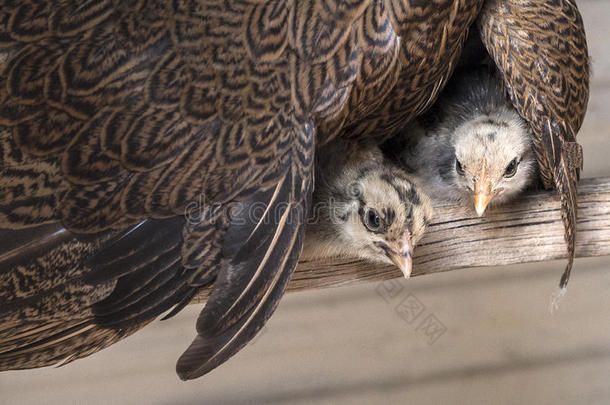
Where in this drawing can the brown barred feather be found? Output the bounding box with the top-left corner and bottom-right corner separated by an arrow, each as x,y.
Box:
326,0 -> 486,142
478,0 -> 589,288
0,0 -> 589,378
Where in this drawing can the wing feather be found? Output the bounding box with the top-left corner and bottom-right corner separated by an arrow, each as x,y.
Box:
1,0 -> 318,376
176,167 -> 311,379
0,0 -> 486,377
478,0 -> 589,287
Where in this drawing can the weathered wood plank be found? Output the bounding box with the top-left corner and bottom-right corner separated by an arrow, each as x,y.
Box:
192,177 -> 610,303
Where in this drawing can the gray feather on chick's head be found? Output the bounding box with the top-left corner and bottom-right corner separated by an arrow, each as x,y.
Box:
442,66 -> 538,215
389,65 -> 538,216
451,105 -> 537,214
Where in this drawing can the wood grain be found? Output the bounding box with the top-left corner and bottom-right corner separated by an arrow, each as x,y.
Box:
193,177 -> 610,303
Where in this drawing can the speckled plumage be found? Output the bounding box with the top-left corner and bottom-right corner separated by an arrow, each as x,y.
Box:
302,139 -> 433,277
478,0 -> 589,289
0,0 -> 589,379
387,65 -> 539,214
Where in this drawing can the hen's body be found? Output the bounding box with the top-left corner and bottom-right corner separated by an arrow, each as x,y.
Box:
0,0 -> 590,378
0,0 -> 485,378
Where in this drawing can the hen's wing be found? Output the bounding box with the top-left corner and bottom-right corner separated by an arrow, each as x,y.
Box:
478,0 -> 589,288
0,0 -> 321,378
0,0 -> 498,377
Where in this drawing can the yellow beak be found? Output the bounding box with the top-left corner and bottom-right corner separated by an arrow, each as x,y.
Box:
472,157 -> 499,217
474,188 -> 493,217
384,233 -> 413,278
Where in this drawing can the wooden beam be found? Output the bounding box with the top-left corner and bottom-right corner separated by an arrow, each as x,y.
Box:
192,177 -> 610,304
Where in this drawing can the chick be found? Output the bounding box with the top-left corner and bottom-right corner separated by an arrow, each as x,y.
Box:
301,139 -> 433,278
386,65 -> 538,216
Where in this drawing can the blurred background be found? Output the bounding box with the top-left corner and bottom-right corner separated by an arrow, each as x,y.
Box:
2,1 -> 609,403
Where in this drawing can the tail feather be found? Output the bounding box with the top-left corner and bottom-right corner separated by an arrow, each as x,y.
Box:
0,218 -> 198,372
92,260 -> 181,316
0,320 -> 147,371
0,320 -> 63,350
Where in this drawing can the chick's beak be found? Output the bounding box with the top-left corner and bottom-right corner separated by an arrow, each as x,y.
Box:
473,184 -> 492,217
383,233 -> 413,279
473,157 -> 499,217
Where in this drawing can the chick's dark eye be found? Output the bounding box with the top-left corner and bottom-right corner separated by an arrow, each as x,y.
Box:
455,159 -> 465,176
504,158 -> 519,178
364,208 -> 382,232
